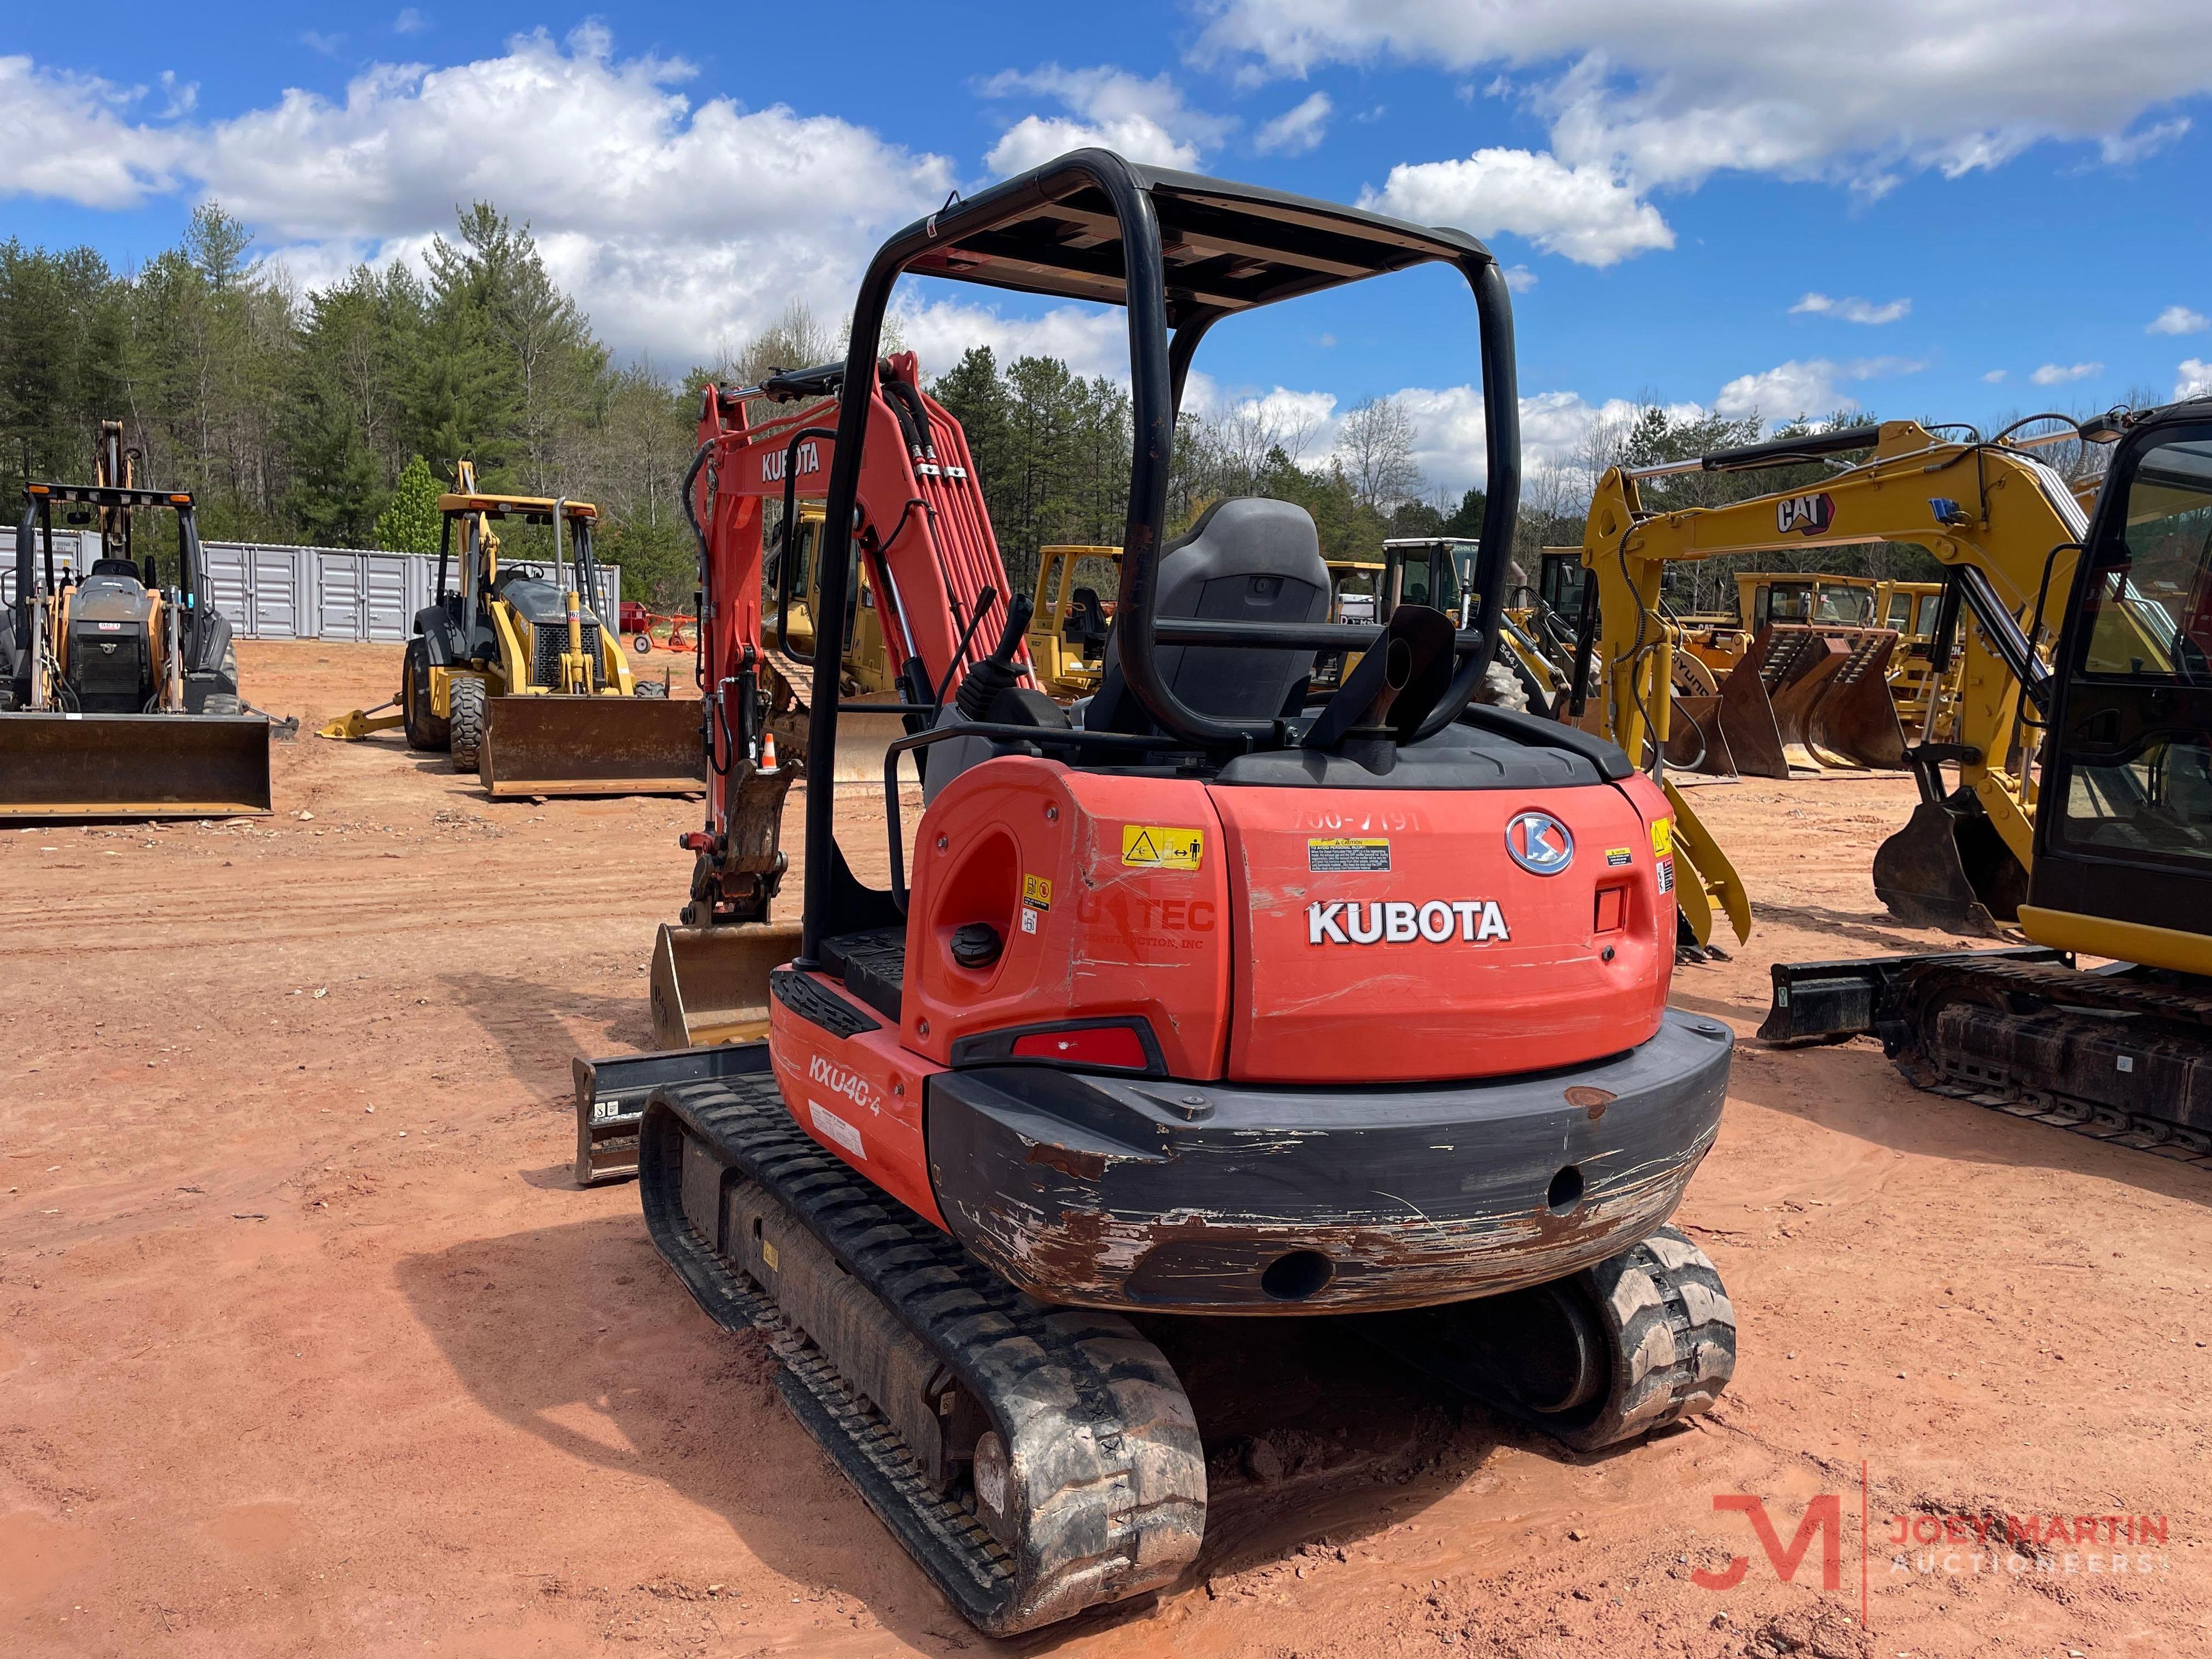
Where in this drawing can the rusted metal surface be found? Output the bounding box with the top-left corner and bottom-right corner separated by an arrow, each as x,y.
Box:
0,712 -> 271,819
1711,647 -> 1790,779
1758,628 -> 1851,770
1805,630 -> 1908,769
649,920 -> 802,1050
926,1009 -> 1733,1314
476,694 -> 703,797
1872,797 -> 2028,933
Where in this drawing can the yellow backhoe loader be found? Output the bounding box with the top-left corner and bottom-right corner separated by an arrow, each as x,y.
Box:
2,422 -> 272,818
1023,544 -> 1119,699
321,464 -> 702,797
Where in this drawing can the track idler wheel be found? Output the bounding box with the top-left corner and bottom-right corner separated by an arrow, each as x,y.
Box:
1363,1225 -> 1736,1452
1872,795 -> 2028,935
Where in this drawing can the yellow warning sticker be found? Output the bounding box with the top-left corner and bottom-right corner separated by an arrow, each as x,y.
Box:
761,1238 -> 780,1271
1308,836 -> 1390,873
1122,824 -> 1205,870
1650,817 -> 1674,858
1022,873 -> 1052,909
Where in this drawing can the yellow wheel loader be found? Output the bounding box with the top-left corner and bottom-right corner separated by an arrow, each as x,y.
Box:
2,423 -> 272,819
323,465 -> 703,797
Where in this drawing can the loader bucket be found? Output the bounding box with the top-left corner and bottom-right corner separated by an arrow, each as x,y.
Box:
1872,798 -> 2029,935
1804,632 -> 1907,771
1713,655 -> 1790,779
477,695 -> 705,798
1661,694 -> 1737,776
0,712 -> 272,820
1760,630 -> 1850,771
649,920 -> 806,1050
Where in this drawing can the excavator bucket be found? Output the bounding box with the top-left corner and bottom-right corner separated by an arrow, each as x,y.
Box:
763,650 -> 922,786
1713,653 -> 1791,779
1872,798 -> 2029,936
0,713 -> 272,820
1758,628 -> 1851,771
649,920 -> 806,1050
477,695 -> 705,798
1804,632 -> 1908,771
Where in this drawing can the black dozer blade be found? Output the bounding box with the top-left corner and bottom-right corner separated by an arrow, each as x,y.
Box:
1872,795 -> 2029,935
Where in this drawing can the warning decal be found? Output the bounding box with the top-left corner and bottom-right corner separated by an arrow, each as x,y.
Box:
1022,873 -> 1052,910
1122,825 -> 1205,869
1604,846 -> 1633,868
1657,856 -> 1676,895
1308,836 -> 1390,873
1650,817 -> 1675,858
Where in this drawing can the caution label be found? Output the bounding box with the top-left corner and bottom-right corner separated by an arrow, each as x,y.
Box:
1308,836 -> 1390,873
1650,817 -> 1675,858
1604,846 -> 1633,868
1122,825 -> 1205,869
1022,873 -> 1052,910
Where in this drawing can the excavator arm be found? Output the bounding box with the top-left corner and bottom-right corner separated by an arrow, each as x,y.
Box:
1579,418 -> 2099,933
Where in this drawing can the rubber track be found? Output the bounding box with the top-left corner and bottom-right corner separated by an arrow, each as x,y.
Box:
1891,958 -> 2212,1166
638,1076 -> 1205,1635
1555,1224 -> 1737,1451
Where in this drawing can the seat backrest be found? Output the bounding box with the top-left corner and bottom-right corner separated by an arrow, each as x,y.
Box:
1086,497 -> 1330,734
1063,586 -> 1109,649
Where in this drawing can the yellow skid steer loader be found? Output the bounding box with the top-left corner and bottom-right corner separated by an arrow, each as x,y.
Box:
323,465 -> 702,797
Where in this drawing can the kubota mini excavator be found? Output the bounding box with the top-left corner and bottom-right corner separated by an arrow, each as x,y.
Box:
577,151 -> 1739,1635
323,464 -> 702,796
1762,397 -> 2212,1161
2,421 -> 271,818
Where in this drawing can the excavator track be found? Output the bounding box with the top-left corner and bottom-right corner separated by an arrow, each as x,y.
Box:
637,1071 -> 1206,1635
1882,956 -> 2212,1163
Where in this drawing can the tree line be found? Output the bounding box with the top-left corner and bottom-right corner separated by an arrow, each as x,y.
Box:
11,200 -> 2073,624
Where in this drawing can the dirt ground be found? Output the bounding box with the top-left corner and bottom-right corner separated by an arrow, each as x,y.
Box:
4,639 -> 2206,1659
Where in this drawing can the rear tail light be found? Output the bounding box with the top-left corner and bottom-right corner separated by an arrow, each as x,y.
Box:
1010,1025 -> 1150,1070
1593,885 -> 1628,934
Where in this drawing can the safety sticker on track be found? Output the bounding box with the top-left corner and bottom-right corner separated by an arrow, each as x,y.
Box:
1308,836 -> 1390,872
1122,825 -> 1204,869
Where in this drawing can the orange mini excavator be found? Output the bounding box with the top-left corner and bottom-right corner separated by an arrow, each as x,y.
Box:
578,151 -> 1738,1634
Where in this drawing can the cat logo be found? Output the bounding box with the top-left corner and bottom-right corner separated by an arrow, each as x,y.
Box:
762,441 -> 821,484
1775,492 -> 1836,536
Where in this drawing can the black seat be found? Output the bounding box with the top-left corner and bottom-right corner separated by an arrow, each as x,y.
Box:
1084,497 -> 1330,735
1063,586 -> 1109,653
89,558 -> 143,580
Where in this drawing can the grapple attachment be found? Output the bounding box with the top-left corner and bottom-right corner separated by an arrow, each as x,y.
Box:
1872,796 -> 2028,935
477,694 -> 704,797
0,712 -> 272,820
648,920 -> 805,1049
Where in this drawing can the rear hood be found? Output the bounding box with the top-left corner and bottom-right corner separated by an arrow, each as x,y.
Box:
1211,782 -> 1673,1084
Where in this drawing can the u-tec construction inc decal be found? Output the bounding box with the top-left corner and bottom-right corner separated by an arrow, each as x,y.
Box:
1308,899 -> 1510,945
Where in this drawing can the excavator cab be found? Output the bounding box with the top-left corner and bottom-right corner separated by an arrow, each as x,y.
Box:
609,150 -> 1738,1636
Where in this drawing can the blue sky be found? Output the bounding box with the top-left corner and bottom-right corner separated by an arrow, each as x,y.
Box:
6,1 -> 2211,490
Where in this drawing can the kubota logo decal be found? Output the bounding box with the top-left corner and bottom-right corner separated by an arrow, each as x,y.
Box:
1506,811 -> 1575,876
1307,899 -> 1510,945
762,441 -> 821,484
1776,492 -> 1835,536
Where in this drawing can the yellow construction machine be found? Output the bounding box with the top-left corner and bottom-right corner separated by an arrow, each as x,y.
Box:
2,422 -> 272,818
1023,544 -> 1119,699
322,464 -> 702,797
1570,416 -> 2125,933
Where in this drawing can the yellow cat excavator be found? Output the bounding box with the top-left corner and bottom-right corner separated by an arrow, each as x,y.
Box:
1764,398 -> 2212,1161
323,463 -> 702,796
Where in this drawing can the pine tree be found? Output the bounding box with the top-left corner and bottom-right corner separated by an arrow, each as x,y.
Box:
374,456 -> 442,553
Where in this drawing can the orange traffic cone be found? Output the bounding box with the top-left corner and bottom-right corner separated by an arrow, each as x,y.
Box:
760,730 -> 779,774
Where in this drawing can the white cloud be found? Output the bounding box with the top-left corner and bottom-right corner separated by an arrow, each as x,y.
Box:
2150,305 -> 2209,336
2100,118 -> 2190,164
1791,291 -> 1910,325
301,31 -> 346,57
1983,369 -> 2009,383
2175,359 -> 2212,399
892,298 -> 1128,382
0,55 -> 188,207
2031,361 -> 2104,385
1358,146 -> 1672,266
982,65 -> 1229,175
1253,91 -> 1332,155
1196,1 -> 2212,192
1501,264 -> 1537,292
3,35 -> 956,365
394,8 -> 427,33
1712,355 -> 1922,422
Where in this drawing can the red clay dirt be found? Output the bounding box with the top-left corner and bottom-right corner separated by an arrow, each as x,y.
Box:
2,641 -> 2206,1657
